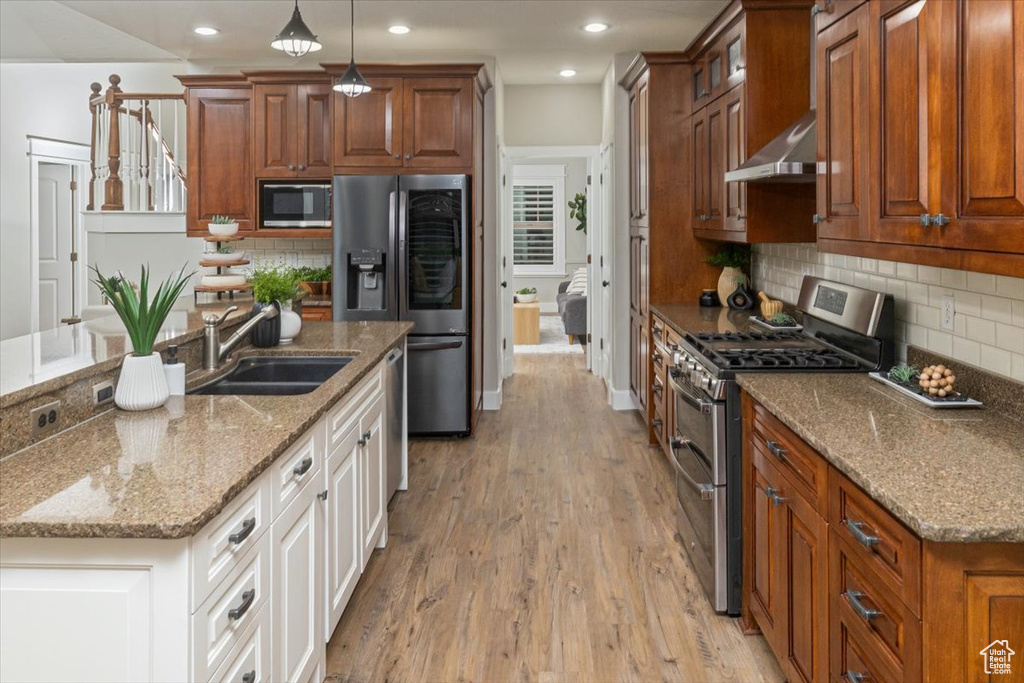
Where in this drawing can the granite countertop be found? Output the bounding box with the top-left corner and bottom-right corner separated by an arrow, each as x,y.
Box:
738,373 -> 1024,543
0,321 -> 413,540
650,302 -> 760,337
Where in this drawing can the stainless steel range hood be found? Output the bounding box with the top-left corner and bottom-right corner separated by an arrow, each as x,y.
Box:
724,11 -> 817,184
723,112 -> 817,183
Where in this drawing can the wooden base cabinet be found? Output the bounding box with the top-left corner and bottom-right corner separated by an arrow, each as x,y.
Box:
742,391 -> 1024,683
0,354 -> 400,683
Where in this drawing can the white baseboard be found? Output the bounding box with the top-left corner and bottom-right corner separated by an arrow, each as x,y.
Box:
608,386 -> 637,411
482,388 -> 502,410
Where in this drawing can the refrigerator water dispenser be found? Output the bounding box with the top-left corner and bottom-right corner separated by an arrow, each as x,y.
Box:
348,248 -> 386,310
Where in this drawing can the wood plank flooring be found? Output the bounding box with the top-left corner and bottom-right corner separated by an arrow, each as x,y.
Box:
325,354 -> 783,683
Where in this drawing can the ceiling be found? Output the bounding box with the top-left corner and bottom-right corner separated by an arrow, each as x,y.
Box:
0,0 -> 727,84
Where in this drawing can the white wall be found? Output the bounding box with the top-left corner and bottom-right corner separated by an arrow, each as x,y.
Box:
0,62 -> 199,339
607,55 -> 634,403
753,244 -> 1024,381
503,84 -> 603,146
510,156 -> 588,306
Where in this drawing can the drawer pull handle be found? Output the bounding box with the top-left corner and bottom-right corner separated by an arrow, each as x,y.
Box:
228,589 -> 256,621
228,517 -> 257,545
765,486 -> 787,507
844,590 -> 881,622
765,439 -> 788,460
358,431 -> 371,447
293,457 -> 313,476
844,519 -> 879,549
843,672 -> 868,683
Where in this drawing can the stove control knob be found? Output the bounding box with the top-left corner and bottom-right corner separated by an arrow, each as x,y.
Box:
700,374 -> 712,390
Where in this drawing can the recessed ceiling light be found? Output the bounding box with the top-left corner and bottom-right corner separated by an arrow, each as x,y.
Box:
194,27 -> 219,36
389,25 -> 411,34
584,22 -> 609,33
559,69 -> 577,78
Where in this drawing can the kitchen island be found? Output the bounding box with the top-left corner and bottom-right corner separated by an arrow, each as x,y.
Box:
0,320 -> 412,683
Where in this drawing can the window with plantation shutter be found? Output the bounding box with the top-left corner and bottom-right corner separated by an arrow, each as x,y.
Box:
512,165 -> 565,275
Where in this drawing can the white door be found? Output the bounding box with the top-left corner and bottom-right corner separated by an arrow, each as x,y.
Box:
37,163 -> 74,330
273,482 -> 324,683
360,394 -> 386,566
499,148 -> 516,378
325,429 -> 361,639
600,146 -> 614,381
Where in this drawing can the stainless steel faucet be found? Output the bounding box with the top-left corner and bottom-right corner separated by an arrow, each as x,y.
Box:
202,305 -> 280,370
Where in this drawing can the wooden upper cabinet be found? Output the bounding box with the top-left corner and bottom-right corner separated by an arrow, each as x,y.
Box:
186,86 -> 254,233
402,78 -> 473,168
723,85 -> 746,233
333,77 -> 404,168
692,107 -> 710,227
637,74 -> 650,225
816,3 -> 871,241
706,99 -> 725,231
254,82 -> 332,178
943,0 -> 1024,253
869,0 -> 942,247
297,84 -> 332,176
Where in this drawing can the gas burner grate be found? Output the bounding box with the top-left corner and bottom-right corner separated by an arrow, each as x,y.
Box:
710,348 -> 861,370
690,331 -> 803,343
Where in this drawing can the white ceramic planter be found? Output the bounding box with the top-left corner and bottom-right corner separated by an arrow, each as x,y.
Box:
279,301 -> 302,344
115,353 -> 169,411
208,222 -> 239,237
517,293 -> 538,304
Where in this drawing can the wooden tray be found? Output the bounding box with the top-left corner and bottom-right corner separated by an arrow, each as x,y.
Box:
193,282 -> 252,294
869,372 -> 983,409
198,259 -> 250,268
202,234 -> 244,243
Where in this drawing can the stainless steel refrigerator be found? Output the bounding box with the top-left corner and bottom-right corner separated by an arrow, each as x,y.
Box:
332,174 -> 470,436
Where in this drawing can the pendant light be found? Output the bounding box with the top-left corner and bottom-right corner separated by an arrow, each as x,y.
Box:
334,0 -> 372,97
271,0 -> 322,57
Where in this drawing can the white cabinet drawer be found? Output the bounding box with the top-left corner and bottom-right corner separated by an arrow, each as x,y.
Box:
192,532 -> 270,683
208,600 -> 271,683
192,476 -> 272,612
271,418 -> 325,521
327,363 -> 383,455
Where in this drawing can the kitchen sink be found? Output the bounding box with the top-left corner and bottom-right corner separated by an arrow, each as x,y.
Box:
189,356 -> 354,396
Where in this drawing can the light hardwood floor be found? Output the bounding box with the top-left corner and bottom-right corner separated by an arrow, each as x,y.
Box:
325,354 -> 783,683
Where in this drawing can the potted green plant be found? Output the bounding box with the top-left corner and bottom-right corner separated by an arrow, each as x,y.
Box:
208,214 -> 238,237
705,244 -> 751,306
568,193 -> 587,234
91,264 -> 194,411
293,264 -> 332,297
248,264 -> 299,347
516,286 -> 538,304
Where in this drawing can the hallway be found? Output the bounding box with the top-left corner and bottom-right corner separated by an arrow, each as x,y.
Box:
325,354 -> 782,682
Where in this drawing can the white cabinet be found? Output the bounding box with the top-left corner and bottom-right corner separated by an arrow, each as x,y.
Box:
325,425 -> 361,637
0,353 -> 399,683
272,477 -> 324,683
359,393 -> 387,567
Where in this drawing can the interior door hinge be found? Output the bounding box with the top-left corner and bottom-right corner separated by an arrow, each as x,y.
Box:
69,180 -> 77,191
588,333 -> 592,343
502,174 -> 506,187
600,338 -> 604,350
69,252 -> 78,262
503,339 -> 507,350
587,174 -> 592,185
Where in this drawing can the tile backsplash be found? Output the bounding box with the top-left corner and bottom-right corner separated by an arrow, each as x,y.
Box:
219,239 -> 332,270
752,243 -> 1024,382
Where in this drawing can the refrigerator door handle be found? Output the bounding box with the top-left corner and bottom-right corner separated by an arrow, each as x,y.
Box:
407,340 -> 464,352
398,189 -> 408,320
389,190 -> 398,317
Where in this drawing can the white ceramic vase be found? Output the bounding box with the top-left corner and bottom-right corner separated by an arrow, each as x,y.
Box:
115,353 -> 169,411
279,302 -> 302,344
718,267 -> 742,309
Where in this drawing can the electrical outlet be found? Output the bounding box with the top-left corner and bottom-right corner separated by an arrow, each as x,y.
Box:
941,296 -> 956,331
321,254 -> 331,267
30,400 -> 60,437
93,380 -> 115,406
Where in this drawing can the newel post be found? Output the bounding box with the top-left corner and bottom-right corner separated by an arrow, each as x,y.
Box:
101,74 -> 124,210
87,81 -> 102,210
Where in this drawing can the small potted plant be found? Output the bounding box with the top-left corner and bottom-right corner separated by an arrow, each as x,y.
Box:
248,264 -> 299,347
92,264 -> 194,411
568,192 -> 587,234
887,361 -> 920,388
516,287 -> 538,303
293,265 -> 332,297
205,244 -> 245,264
705,244 -> 751,305
208,215 -> 238,237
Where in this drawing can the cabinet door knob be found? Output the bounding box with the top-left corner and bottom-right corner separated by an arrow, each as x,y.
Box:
358,431 -> 371,447
317,489 -> 328,501
241,671 -> 256,683
602,280 -> 611,287
765,486 -> 787,507
930,213 -> 950,227
405,154 -> 412,161
394,153 -> 401,159
298,164 -> 306,171
919,213 -> 932,227
287,164 -> 295,171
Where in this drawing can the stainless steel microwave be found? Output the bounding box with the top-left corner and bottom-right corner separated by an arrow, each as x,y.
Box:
261,183 -> 331,228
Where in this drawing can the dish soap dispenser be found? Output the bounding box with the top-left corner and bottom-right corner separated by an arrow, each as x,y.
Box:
163,345 -> 186,396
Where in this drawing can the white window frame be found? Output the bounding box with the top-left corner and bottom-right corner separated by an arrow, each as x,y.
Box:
511,164 -> 566,276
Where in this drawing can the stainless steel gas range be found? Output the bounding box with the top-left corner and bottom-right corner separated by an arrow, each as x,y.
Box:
667,277 -> 895,615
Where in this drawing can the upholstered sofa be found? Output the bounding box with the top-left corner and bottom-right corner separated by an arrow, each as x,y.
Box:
556,280 -> 586,345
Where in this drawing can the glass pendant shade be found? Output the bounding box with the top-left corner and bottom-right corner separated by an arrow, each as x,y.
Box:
334,60 -> 372,97
271,1 -> 322,57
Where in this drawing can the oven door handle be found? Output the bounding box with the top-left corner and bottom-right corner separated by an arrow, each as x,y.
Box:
669,369 -> 715,414
670,437 -> 715,500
